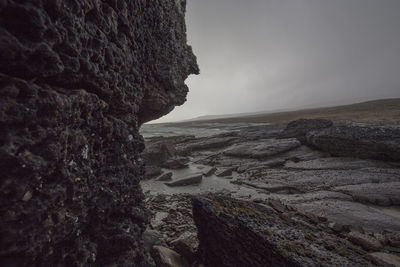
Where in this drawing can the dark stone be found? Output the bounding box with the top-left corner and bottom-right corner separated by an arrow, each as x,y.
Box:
0,0 -> 198,265
192,195 -> 372,267
279,118 -> 333,143
306,123 -> 400,161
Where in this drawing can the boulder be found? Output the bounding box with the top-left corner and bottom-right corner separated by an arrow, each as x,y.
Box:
192,195 -> 372,267
279,118 -> 333,143
306,123 -> 400,161
165,174 -> 203,187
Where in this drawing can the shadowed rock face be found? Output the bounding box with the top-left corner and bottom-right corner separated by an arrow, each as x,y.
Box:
0,0 -> 198,265
192,195 -> 372,267
279,118 -> 333,143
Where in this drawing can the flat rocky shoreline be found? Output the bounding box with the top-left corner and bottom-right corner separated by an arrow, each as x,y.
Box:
141,119 -> 400,266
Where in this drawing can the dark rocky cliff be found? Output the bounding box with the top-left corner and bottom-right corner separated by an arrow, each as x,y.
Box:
0,0 -> 198,265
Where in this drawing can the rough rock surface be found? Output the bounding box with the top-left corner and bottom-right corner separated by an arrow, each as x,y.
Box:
223,138 -> 301,159
306,123 -> 400,161
278,119 -> 400,161
279,118 -> 333,143
176,136 -> 237,156
0,0 -> 198,265
192,195 -> 372,267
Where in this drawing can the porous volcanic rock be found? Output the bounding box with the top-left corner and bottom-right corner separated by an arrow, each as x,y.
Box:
192,195 -> 372,267
0,0 -> 198,265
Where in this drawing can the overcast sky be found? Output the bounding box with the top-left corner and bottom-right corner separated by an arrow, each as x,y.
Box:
154,0 -> 400,123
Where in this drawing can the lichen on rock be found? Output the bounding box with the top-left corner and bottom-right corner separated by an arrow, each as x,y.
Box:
0,0 -> 198,265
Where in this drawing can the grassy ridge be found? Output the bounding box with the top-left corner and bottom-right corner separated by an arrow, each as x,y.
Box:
173,98 -> 400,125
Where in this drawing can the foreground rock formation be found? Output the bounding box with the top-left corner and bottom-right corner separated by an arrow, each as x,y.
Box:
0,0 -> 198,265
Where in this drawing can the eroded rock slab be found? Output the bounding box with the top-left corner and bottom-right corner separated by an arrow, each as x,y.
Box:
156,172 -> 173,181
279,118 -> 333,143
333,182 -> 400,206
223,138 -> 301,159
306,123 -> 400,161
177,136 -> 237,155
239,168 -> 400,193
165,174 -> 203,187
294,199 -> 400,232
368,252 -> 400,266
284,157 -> 390,170
192,195 -> 372,267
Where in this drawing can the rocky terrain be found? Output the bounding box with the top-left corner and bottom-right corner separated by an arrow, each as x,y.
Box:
0,0 -> 198,265
142,119 -> 400,266
2,0 -> 399,266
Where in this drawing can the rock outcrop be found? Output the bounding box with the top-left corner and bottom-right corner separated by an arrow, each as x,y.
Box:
192,195 -> 373,267
280,119 -> 400,161
0,0 -> 198,265
307,123 -> 400,161
223,138 -> 301,159
279,118 -> 333,143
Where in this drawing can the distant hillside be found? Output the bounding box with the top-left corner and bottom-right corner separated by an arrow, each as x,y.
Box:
172,98 -> 400,125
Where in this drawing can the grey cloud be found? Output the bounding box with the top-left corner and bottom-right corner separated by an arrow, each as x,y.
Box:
154,0 -> 400,122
